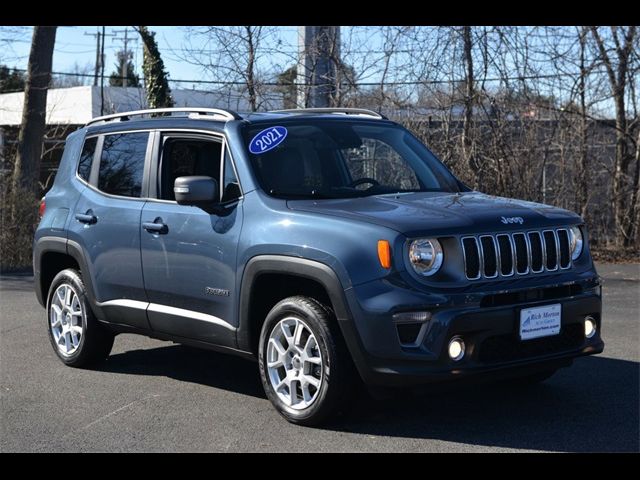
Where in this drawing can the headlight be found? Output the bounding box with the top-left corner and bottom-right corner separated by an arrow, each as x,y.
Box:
569,226 -> 583,260
409,238 -> 443,276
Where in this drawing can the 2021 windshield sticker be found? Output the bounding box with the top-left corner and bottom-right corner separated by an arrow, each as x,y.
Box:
249,126 -> 288,154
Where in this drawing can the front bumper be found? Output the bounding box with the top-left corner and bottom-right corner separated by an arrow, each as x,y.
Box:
339,272 -> 604,387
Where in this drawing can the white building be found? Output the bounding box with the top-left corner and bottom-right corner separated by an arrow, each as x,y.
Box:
0,85 -> 283,182
0,85 -> 284,126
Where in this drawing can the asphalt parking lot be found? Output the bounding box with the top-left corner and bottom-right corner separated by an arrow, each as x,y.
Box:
1,263 -> 638,452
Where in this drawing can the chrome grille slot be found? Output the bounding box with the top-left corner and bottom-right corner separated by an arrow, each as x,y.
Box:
461,237 -> 481,280
496,234 -> 514,276
528,232 -> 544,273
557,229 -> 571,269
461,228 -> 572,280
479,236 -> 498,278
543,230 -> 558,271
513,233 -> 529,274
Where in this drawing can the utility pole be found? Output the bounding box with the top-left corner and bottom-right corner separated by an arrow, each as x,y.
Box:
101,26 -> 106,115
84,28 -> 101,86
112,27 -> 138,88
297,26 -> 340,108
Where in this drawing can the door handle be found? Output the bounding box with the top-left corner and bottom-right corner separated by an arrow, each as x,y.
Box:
143,218 -> 168,234
75,211 -> 97,224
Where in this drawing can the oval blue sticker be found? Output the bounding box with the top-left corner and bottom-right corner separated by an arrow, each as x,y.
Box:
249,126 -> 288,154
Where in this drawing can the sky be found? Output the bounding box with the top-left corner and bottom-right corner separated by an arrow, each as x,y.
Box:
1,26 -> 301,89
0,26 -> 631,118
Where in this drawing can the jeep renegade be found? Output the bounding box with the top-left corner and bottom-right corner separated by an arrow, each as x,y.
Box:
34,107 -> 604,425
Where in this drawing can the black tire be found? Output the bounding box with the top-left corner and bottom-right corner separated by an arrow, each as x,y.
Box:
258,296 -> 357,426
46,268 -> 114,367
509,369 -> 558,386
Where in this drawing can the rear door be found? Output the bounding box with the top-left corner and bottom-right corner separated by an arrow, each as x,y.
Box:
68,130 -> 152,329
140,131 -> 243,347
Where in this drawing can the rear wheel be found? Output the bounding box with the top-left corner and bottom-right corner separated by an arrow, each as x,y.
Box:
258,296 -> 356,426
46,269 -> 114,367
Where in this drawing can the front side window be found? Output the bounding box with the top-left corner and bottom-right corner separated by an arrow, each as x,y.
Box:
159,136 -> 223,201
243,120 -> 460,199
97,132 -> 149,197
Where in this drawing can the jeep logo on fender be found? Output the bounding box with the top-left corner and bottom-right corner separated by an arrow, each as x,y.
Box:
501,216 -> 524,225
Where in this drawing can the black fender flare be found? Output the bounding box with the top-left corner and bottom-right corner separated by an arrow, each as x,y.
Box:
236,255 -> 369,374
33,236 -> 101,318
33,236 -> 67,307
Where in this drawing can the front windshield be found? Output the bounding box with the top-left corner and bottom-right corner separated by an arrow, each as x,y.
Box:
243,119 -> 461,199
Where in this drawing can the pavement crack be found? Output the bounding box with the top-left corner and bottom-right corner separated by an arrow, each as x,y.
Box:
65,394 -> 165,438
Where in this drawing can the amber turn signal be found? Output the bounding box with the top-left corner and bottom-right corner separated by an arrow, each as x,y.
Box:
377,240 -> 392,269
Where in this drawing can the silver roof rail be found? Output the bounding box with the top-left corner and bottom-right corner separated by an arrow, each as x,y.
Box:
85,107 -> 242,126
270,108 -> 387,120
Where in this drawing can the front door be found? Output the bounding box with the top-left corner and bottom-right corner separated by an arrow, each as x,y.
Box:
140,133 -> 243,348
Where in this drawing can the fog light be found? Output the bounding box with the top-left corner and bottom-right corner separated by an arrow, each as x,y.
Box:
448,336 -> 465,361
584,316 -> 597,338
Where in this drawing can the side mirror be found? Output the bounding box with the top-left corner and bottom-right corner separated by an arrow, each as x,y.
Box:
174,176 -> 218,205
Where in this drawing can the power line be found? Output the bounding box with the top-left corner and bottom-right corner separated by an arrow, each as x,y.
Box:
5,66 -> 613,88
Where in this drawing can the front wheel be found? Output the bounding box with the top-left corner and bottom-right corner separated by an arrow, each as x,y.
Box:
258,296 -> 356,426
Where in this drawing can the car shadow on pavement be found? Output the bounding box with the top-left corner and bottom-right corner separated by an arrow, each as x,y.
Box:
333,355 -> 639,452
96,344 -> 266,399
97,345 -> 638,452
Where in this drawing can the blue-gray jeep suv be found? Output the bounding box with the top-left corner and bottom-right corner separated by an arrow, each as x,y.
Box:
34,107 -> 604,425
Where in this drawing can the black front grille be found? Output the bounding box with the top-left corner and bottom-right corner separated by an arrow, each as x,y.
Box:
396,323 -> 422,346
462,228 -> 573,280
478,323 -> 584,364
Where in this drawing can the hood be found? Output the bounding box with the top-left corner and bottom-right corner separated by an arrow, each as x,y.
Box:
287,191 -> 581,236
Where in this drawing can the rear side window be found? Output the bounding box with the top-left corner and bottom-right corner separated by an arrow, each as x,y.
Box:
77,137 -> 97,181
97,132 -> 149,197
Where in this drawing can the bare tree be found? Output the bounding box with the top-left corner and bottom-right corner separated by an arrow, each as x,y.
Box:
12,26 -> 57,195
590,26 -> 638,246
180,26 -> 277,111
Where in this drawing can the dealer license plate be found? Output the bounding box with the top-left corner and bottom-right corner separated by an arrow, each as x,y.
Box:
519,304 -> 561,340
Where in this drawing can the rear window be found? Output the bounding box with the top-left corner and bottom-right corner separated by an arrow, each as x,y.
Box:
97,132 -> 149,197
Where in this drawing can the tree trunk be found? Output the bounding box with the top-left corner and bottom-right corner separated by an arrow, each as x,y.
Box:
461,26 -> 478,185
245,27 -> 258,112
12,26 -> 57,195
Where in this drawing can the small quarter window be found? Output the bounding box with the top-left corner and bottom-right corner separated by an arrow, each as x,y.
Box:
221,148 -> 241,202
77,137 -> 97,182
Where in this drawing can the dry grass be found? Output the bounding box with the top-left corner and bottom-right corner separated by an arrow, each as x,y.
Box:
0,184 -> 39,272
